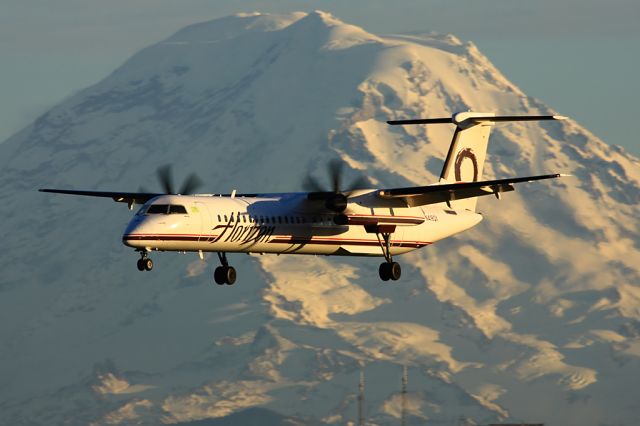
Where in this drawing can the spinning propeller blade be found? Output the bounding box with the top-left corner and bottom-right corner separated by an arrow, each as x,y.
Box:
179,173 -> 203,195
156,164 -> 203,195
157,164 -> 174,195
328,159 -> 343,193
304,160 -> 370,212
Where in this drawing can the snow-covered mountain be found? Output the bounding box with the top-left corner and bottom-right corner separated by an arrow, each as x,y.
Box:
1,11 -> 639,426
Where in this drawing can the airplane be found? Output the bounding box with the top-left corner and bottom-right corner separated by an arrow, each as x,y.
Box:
40,111 -> 569,284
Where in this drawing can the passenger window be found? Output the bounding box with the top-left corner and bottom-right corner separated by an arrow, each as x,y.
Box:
242,216 -> 247,223
169,205 -> 187,214
224,215 -> 228,222
217,215 -> 221,222
278,216 -> 282,224
147,204 -> 169,214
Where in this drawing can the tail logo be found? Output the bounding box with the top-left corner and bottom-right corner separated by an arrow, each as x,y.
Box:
454,148 -> 478,182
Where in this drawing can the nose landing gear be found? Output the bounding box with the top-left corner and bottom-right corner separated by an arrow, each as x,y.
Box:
213,252 -> 236,285
136,251 -> 153,272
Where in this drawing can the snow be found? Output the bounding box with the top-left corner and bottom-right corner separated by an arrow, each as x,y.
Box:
1,10 -> 639,426
160,380 -> 275,423
261,255 -> 388,328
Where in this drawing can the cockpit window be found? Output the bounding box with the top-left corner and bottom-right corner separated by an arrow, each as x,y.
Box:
169,205 -> 188,214
147,204 -> 169,214
144,204 -> 188,215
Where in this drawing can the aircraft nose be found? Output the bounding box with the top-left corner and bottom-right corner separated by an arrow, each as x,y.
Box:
122,216 -> 150,248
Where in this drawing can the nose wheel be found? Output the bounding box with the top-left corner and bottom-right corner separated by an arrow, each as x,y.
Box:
136,251 -> 153,271
213,252 -> 236,285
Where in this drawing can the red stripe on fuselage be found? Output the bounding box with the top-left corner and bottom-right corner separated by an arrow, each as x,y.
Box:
123,233 -> 431,248
123,233 -> 219,242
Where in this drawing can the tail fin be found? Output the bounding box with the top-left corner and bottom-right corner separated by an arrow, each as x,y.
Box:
387,112 -> 567,211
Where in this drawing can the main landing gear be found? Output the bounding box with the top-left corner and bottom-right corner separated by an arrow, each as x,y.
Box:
136,250 -> 153,272
379,261 -> 401,281
376,228 -> 401,282
214,252 -> 236,285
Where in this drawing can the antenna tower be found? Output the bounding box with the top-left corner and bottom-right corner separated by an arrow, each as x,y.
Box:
358,370 -> 365,426
401,365 -> 408,426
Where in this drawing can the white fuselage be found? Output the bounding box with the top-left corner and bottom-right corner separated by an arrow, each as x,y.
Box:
122,192 -> 482,258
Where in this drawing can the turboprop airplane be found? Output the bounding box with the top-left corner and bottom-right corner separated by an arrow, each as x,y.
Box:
40,112 -> 568,284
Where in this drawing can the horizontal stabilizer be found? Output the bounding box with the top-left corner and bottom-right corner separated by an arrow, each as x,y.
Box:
387,118 -> 453,125
388,113 -> 567,127
378,173 -> 566,207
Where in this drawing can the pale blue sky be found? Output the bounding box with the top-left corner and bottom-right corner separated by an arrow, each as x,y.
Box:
2,0 -> 638,155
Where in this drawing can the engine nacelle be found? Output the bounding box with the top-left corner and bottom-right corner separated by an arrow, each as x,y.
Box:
325,193 -> 348,212
333,214 -> 348,225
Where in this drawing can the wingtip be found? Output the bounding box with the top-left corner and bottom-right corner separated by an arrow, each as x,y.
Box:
558,173 -> 573,177
553,115 -> 569,120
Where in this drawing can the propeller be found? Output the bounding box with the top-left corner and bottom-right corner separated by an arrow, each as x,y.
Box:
303,159 -> 370,213
156,164 -> 203,195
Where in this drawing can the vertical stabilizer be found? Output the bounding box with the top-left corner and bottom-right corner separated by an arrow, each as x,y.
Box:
438,112 -> 495,211
387,112 -> 567,211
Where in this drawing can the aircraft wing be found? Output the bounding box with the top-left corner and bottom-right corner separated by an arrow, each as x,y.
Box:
377,173 -> 567,207
39,189 -> 163,205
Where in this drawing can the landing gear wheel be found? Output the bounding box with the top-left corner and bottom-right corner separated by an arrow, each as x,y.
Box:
214,266 -> 237,285
379,262 -> 401,281
389,261 -> 401,281
379,263 -> 391,281
213,252 -> 237,285
224,266 -> 237,285
214,267 -> 226,285
136,250 -> 153,272
143,258 -> 153,271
